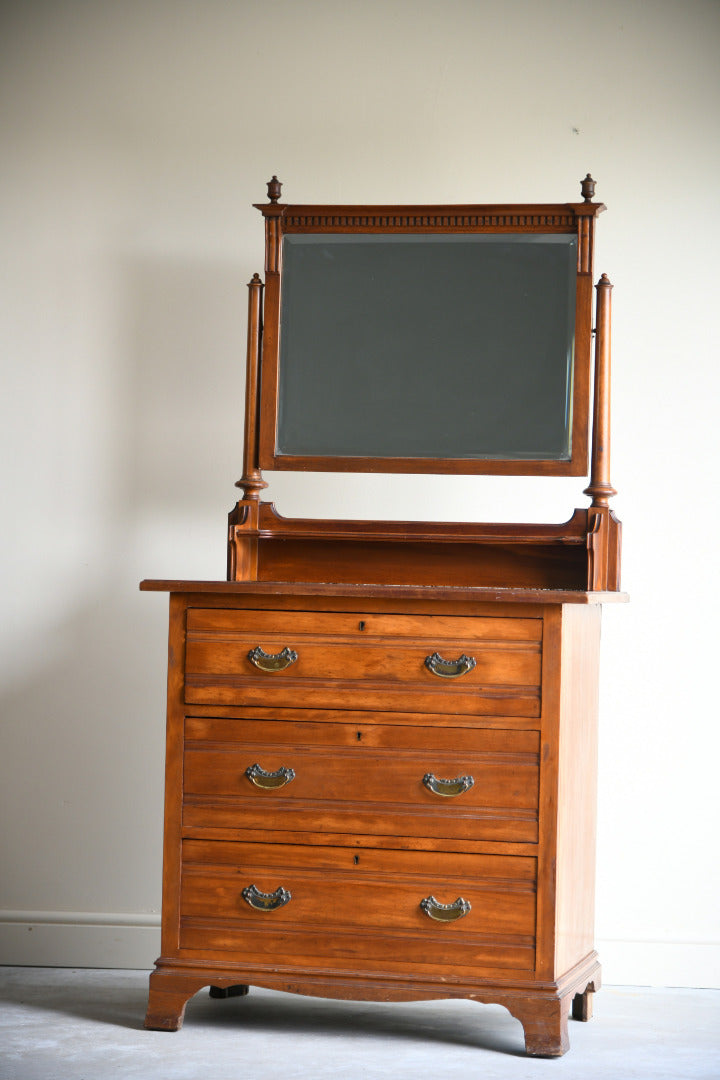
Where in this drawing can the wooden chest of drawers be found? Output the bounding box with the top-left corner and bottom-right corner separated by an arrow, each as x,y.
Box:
143,582 -> 606,1056
141,177 -> 624,1057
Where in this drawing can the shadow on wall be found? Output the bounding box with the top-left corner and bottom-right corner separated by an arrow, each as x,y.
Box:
1,255 -> 249,923
122,253 -> 248,515
0,587 -> 168,916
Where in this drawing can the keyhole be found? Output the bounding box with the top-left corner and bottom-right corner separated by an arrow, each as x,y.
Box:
359,620 -> 366,631
357,731 -> 362,741
354,855 -> 360,865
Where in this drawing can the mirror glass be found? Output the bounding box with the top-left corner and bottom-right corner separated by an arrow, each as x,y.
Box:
277,233 -> 577,461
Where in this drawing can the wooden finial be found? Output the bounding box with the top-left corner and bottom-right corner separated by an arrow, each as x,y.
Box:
581,173 -> 596,202
267,176 -> 282,203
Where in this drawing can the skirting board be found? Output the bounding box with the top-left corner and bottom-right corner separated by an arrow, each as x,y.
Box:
0,912 -> 160,970
595,938 -> 720,990
1,915 -> 718,988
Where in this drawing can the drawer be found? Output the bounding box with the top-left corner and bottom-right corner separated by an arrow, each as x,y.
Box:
184,607 -> 542,717
183,717 -> 539,843
185,738 -> 538,810
185,714 -> 541,752
179,840 -> 536,976
187,608 -> 543,642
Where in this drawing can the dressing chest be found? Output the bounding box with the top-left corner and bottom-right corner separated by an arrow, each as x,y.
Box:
142,175 -> 625,1056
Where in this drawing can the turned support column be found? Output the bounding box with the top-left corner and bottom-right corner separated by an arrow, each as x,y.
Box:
236,271 -> 267,503
584,274 -> 616,509
584,273 -> 622,590
228,271 -> 267,580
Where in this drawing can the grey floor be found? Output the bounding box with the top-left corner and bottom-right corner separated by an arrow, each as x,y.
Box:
0,968 -> 718,1080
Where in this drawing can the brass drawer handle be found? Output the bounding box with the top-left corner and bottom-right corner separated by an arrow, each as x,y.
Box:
242,884 -> 292,911
248,646 -> 298,672
420,895 -> 472,922
424,652 -> 476,678
423,773 -> 475,797
246,763 -> 296,789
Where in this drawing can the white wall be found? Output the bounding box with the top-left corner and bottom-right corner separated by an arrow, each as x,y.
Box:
1,0 -> 718,987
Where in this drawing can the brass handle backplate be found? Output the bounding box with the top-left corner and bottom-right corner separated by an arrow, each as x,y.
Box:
247,646 -> 298,672
246,763 -> 296,789
423,773 -> 475,798
242,884 -> 292,911
424,652 -> 476,679
420,895 -> 472,922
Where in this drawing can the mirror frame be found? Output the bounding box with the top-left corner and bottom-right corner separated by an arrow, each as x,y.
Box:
255,188 -> 605,477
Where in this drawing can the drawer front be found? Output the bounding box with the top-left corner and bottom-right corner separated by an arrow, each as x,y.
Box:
185,747 -> 538,811
183,717 -> 539,843
185,714 -> 541,751
183,799 -> 537,844
178,840 -> 536,976
184,607 -> 542,717
186,609 -> 543,642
